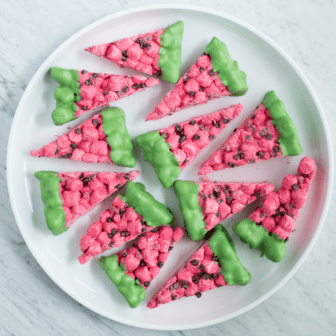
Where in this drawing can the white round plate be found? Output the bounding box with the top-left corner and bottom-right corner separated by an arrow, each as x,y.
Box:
7,4 -> 333,330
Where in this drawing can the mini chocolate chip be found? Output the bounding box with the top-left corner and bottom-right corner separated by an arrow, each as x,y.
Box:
169,285 -> 174,291
251,114 -> 256,119
119,209 -> 126,216
273,146 -> 280,152
303,174 -> 309,178
173,282 -> 180,289
75,128 -> 81,134
289,213 -> 295,218
106,217 -> 113,223
144,43 -> 150,50
112,229 -> 118,236
209,193 -> 216,199
216,211 -> 221,218
217,198 -> 224,203
55,148 -> 60,155
195,292 -> 202,298
121,86 -> 129,93
209,135 -> 215,141
181,280 -> 188,289
257,151 -> 264,158
190,120 -> 196,126
233,128 -> 237,133
193,134 -> 200,140
141,227 -> 147,233
189,91 -> 195,97
81,70 -> 88,74
226,196 -> 232,202
260,129 -> 266,137
212,273 -> 218,280
121,56 -> 127,61
179,135 -> 186,143
209,69 -> 215,76
183,76 -> 189,83
102,90 -> 109,95
203,273 -> 210,280
198,264 -> 204,271
161,132 -> 168,139
122,252 -> 127,258
199,86 -> 204,91
199,124 -> 204,129
92,119 -> 98,125
115,184 -> 122,189
120,231 -> 127,237
175,125 -> 181,132
157,261 -> 164,268
293,184 -> 299,190
246,135 -> 251,140
135,37 -> 141,43
81,106 -> 87,110
64,153 -> 72,159
192,276 -> 199,284
213,190 -> 220,198
79,174 -> 84,180
130,84 -> 139,91
108,242 -> 114,247
199,67 -> 205,72
144,281 -> 150,287
213,121 -> 220,128
168,246 -> 173,251
233,154 -> 239,160
140,260 -> 146,267
139,82 -> 146,88
198,271 -> 205,278
121,50 -> 127,57
85,79 -> 92,86
171,295 -> 177,300
260,213 -> 265,218
254,191 -> 261,197
222,118 -> 230,124
265,133 -> 272,140
280,211 -> 286,217
124,173 -> 130,180
92,73 -> 99,78
190,259 -> 199,266
239,152 -> 245,159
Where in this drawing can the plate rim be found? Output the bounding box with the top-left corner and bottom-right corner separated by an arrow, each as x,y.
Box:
6,4 -> 334,330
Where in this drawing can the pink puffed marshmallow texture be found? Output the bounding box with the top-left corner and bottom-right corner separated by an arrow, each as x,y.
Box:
248,157 -> 317,240
86,29 -> 165,77
147,242 -> 225,309
146,54 -> 231,121
58,171 -> 139,231
196,181 -> 275,231
198,103 -> 283,175
158,104 -> 243,171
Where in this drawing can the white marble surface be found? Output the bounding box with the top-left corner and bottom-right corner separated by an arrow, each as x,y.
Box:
1,0 -> 336,335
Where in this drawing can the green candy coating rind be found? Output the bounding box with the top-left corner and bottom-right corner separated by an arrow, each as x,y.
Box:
209,225 -> 251,286
135,131 -> 181,188
34,171 -> 67,235
232,218 -> 286,263
262,91 -> 303,156
119,181 -> 174,228
99,255 -> 146,308
158,21 -> 184,84
173,180 -> 207,241
50,67 -> 81,125
205,37 -> 248,96
101,107 -> 136,167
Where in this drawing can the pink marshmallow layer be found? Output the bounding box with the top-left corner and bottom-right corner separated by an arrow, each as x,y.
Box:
32,113 -> 113,164
248,157 -> 317,240
116,226 -> 184,288
146,54 -> 231,121
197,181 -> 275,231
147,242 -> 225,309
86,29 -> 165,77
158,104 -> 243,170
198,103 -> 283,175
58,171 -> 139,228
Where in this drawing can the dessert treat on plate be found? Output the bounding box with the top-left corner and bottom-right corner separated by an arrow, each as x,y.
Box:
79,181 -> 175,264
31,106 -> 136,167
34,170 -> 139,235
86,21 -> 184,84
136,104 -> 243,188
49,67 -> 159,125
232,157 -> 316,262
145,37 -> 248,121
147,225 -> 251,309
198,91 -> 303,175
174,180 -> 275,241
99,225 -> 184,308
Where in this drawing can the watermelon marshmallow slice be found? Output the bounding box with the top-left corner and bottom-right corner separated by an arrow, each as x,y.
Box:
50,67 -> 159,125
31,106 -> 136,167
136,104 -> 243,189
99,225 -> 184,308
147,225 -> 251,309
34,170 -> 139,235
174,179 -> 275,241
79,181 -> 175,264
198,90 -> 303,175
145,36 -> 248,121
86,21 -> 184,84
232,157 -> 317,262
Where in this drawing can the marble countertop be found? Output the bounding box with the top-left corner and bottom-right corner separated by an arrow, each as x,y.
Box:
1,0 -> 336,335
